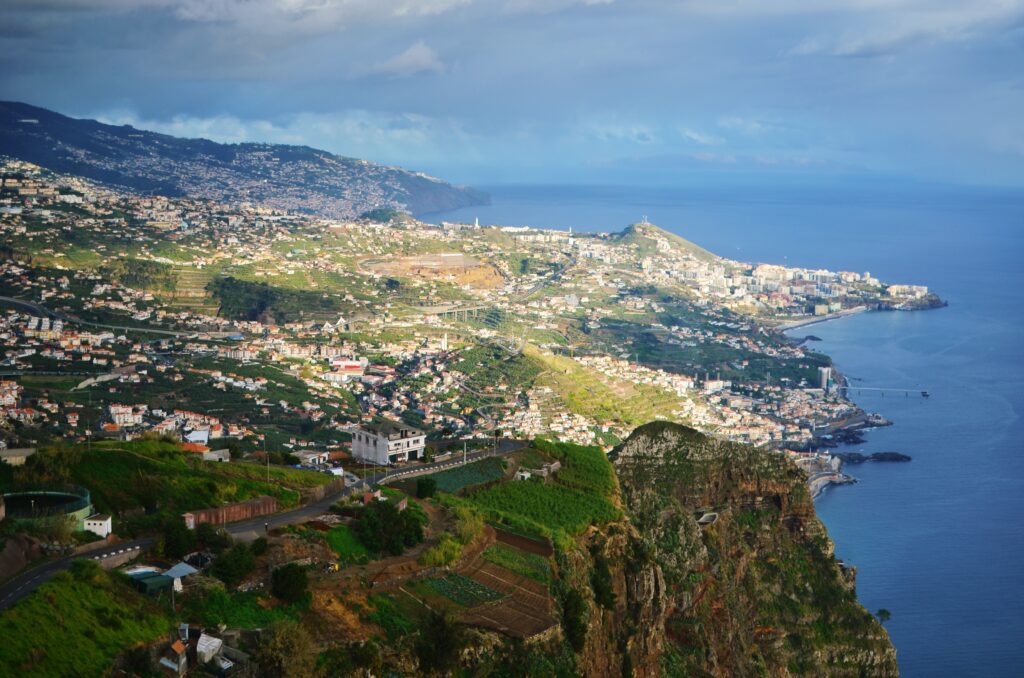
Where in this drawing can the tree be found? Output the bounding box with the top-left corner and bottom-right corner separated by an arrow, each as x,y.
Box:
195,522 -> 231,554
561,588 -> 588,652
415,611 -> 464,675
250,536 -> 269,557
255,620 -> 317,678
271,563 -> 309,603
416,477 -> 437,499
352,499 -> 425,556
211,543 -> 255,587
876,608 -> 892,624
590,550 -> 617,610
320,640 -> 382,676
162,519 -> 196,559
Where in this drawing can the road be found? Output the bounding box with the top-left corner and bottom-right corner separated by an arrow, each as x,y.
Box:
0,439 -> 527,611
0,537 -> 155,611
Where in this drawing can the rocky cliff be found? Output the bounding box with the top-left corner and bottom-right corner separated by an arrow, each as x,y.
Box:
577,421 -> 899,677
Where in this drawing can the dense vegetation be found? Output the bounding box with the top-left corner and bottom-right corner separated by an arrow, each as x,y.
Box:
99,258 -> 176,291
468,481 -> 620,539
462,439 -> 620,543
351,499 -> 427,556
209,275 -> 353,323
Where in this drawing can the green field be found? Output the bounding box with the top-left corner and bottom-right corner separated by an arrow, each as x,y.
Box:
324,524 -> 371,564
419,457 -> 506,493
463,438 -> 620,541
482,544 -> 552,582
468,481 -> 620,538
0,561 -> 170,677
424,573 -> 504,607
183,588 -> 306,629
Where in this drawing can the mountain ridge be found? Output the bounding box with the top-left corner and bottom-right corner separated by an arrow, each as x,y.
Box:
0,100 -> 487,219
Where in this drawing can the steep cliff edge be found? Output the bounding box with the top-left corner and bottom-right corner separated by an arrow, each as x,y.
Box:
584,421 -> 898,677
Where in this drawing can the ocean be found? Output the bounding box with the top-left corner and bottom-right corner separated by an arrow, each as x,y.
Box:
422,183 -> 1024,676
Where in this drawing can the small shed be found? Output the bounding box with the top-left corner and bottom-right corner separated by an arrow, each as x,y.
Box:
196,633 -> 224,664
84,514 -> 112,538
128,571 -> 174,595
164,562 -> 199,592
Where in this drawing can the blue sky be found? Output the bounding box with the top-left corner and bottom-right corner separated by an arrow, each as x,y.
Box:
1,0 -> 1022,187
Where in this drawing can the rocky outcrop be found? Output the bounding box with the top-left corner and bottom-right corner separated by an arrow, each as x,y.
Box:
596,421 -> 899,677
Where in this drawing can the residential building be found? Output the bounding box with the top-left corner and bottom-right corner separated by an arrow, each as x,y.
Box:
351,420 -> 426,465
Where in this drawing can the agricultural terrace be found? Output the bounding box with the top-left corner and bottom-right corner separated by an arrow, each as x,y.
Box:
411,457 -> 506,494
463,439 -> 621,544
481,544 -> 552,583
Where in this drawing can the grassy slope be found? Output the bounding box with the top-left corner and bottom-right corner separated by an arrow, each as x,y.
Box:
0,562 -> 170,677
61,441 -> 331,526
524,343 -> 685,427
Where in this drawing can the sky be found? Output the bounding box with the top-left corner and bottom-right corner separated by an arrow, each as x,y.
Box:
1,0 -> 1023,187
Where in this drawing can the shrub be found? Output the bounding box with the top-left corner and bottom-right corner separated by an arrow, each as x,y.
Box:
161,518 -> 196,559
211,543 -> 255,587
271,563 -> 309,603
453,504 -> 484,544
255,620 -> 317,678
420,534 -> 463,567
415,611 -> 465,675
250,536 -> 269,556
416,477 -> 437,499
561,588 -> 589,652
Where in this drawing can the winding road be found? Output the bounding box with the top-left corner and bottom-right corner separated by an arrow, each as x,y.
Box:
0,438 -> 526,611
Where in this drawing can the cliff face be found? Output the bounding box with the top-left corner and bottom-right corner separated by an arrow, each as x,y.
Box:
575,422 -> 898,677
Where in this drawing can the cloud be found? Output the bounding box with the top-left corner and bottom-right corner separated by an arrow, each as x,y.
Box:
371,41 -> 445,77
679,127 -> 723,145
718,116 -> 768,134
576,120 -> 657,145
94,108 -> 482,168
787,0 -> 1024,57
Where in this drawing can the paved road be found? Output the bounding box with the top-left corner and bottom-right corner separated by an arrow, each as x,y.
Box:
0,538 -> 155,611
0,439 -> 526,610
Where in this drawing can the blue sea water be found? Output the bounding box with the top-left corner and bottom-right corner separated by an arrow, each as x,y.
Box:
423,184 -> 1024,676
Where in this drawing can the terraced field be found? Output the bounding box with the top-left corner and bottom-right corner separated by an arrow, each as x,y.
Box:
458,552 -> 556,639
162,267 -> 219,313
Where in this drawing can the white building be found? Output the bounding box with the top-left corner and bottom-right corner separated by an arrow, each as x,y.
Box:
84,514 -> 112,539
351,421 -> 426,465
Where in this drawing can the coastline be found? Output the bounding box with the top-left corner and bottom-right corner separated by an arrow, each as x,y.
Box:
774,305 -> 869,332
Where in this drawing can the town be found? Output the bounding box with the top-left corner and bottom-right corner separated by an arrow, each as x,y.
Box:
0,157 -> 932,676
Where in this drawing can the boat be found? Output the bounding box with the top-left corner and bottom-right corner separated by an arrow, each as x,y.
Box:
921,390 -> 930,397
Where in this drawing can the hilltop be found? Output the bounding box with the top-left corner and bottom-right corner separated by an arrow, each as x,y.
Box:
0,101 -> 487,219
610,221 -> 718,262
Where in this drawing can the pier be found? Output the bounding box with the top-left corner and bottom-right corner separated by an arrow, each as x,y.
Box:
840,386 -> 930,397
